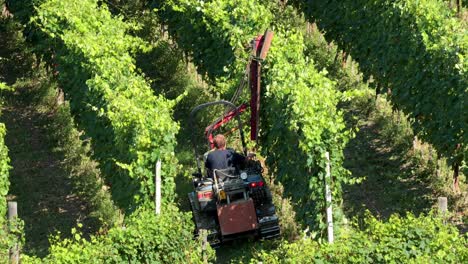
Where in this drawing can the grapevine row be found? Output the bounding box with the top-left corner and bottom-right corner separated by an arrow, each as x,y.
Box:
254,212 -> 468,262
0,114 -> 10,261
0,84 -> 9,227
0,88 -> 12,259
0,81 -> 14,260
22,206 -> 210,263
1,1 -> 209,261
31,0 -> 179,210
156,0 -> 351,231
292,0 -> 467,174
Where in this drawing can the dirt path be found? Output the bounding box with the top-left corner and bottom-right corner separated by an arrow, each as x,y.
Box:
342,100 -> 434,220
2,96 -> 89,257
1,20 -> 90,257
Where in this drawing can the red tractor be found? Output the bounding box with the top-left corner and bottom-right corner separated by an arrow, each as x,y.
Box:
188,31 -> 279,246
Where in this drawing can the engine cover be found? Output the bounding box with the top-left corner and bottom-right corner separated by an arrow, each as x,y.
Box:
217,198 -> 258,235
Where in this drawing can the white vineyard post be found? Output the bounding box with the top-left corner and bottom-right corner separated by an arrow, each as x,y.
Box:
438,197 -> 448,224
438,197 -> 448,214
8,201 -> 19,264
155,160 -> 161,215
325,152 -> 334,244
201,229 -> 208,264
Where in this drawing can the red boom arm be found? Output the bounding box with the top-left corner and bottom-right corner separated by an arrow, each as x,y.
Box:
205,30 -> 274,148
250,30 -> 273,141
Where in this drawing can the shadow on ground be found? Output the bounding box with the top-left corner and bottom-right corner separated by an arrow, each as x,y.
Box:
2,85 -> 92,257
342,102 -> 434,220
1,20 -> 92,257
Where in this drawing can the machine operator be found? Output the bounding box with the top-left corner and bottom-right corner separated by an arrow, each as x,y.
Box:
205,134 -> 245,179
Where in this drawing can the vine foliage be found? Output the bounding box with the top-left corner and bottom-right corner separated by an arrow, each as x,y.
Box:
254,212 -> 468,263
0,83 -> 17,262
32,0 -> 180,210
22,206 -> 213,263
292,0 -> 467,174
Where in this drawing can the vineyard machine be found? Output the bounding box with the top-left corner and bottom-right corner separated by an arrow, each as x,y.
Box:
188,30 -> 280,246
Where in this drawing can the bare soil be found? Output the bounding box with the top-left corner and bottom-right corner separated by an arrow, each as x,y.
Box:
1,22 -> 91,257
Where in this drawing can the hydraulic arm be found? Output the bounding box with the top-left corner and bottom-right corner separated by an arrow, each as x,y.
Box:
205,30 -> 274,148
